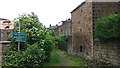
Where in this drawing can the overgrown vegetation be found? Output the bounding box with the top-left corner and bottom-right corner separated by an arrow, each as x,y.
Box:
95,14 -> 120,41
55,35 -> 68,52
43,50 -> 62,66
2,12 -> 56,67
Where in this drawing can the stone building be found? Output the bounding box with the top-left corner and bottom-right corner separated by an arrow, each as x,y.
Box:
48,24 -> 59,36
0,18 -> 14,41
71,0 -> 93,59
48,19 -> 72,36
58,19 -> 72,53
70,0 -> 120,65
48,19 -> 72,52
0,18 -> 14,64
58,19 -> 72,36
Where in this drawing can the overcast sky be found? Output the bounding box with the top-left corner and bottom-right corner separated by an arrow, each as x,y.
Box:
0,0 -> 85,27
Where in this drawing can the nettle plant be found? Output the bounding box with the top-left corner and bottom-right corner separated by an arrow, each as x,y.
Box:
2,12 -> 55,67
95,14 -> 120,41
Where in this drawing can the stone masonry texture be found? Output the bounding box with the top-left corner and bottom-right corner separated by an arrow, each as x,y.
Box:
49,1 -> 120,65
71,1 -> 120,65
0,29 -> 13,41
71,2 -> 93,59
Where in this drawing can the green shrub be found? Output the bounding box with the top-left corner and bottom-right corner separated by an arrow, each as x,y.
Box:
95,14 -> 120,41
55,35 -> 68,52
2,43 -> 50,67
2,12 -> 56,67
7,36 -> 12,41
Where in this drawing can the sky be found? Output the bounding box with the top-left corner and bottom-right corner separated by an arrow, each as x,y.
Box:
0,0 -> 85,27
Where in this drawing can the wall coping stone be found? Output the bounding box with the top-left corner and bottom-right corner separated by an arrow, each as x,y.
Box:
0,41 -> 11,44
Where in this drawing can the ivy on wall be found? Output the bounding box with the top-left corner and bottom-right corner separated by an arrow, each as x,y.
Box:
95,14 -> 120,41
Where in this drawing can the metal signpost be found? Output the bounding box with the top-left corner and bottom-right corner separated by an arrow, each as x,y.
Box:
18,22 -> 20,51
12,22 -> 26,51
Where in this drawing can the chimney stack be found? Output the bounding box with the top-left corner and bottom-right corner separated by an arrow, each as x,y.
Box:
50,24 -> 51,27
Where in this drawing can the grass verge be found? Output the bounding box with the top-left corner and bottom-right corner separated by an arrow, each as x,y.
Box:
43,50 -> 62,66
58,50 -> 87,66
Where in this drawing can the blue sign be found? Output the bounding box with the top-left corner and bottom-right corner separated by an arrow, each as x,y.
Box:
12,33 -> 26,42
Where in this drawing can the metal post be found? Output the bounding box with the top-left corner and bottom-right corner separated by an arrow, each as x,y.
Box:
18,21 -> 20,51
18,42 -> 20,51
19,21 -> 20,33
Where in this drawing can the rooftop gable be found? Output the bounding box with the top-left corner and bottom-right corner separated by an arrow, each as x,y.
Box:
71,0 -> 88,13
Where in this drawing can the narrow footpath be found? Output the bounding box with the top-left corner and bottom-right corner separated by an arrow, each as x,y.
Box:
55,51 -> 67,66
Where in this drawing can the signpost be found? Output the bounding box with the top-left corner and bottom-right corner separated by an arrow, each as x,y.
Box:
12,21 -> 26,51
12,33 -> 26,51
12,33 -> 26,42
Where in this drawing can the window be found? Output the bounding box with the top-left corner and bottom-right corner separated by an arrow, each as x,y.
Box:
93,23 -> 95,27
93,10 -> 95,12
5,26 -> 9,28
115,11 -> 118,14
93,17 -> 97,19
93,7 -> 95,9
80,46 -> 83,52
3,21 -> 11,23
85,39 -> 87,42
7,32 -> 10,36
1,32 -> 3,37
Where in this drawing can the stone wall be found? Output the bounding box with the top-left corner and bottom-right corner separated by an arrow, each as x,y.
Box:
58,24 -> 64,35
92,2 -> 120,38
54,28 -> 59,36
0,41 -> 11,65
70,1 -> 120,64
92,2 -> 120,66
67,36 -> 72,53
55,19 -> 72,53
71,2 -> 93,59
93,39 -> 120,66
67,21 -> 72,53
57,19 -> 72,36
67,21 -> 72,36
0,29 -> 13,41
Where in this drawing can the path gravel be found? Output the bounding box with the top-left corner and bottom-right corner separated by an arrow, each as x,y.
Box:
56,51 -> 67,67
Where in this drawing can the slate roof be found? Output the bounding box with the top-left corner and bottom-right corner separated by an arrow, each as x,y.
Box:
48,26 -> 58,30
62,19 -> 72,25
0,18 -> 8,20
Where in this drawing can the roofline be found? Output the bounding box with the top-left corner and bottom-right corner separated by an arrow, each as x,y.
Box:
71,0 -> 88,13
0,18 -> 9,20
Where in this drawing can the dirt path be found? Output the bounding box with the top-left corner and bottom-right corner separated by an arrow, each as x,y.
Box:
56,51 -> 67,67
